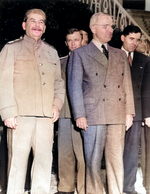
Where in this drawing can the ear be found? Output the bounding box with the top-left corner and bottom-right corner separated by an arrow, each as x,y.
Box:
65,41 -> 68,47
22,22 -> 26,30
90,25 -> 96,34
43,25 -> 46,33
121,35 -> 125,42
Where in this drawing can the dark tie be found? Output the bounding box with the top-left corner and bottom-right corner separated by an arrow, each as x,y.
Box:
101,45 -> 109,59
128,52 -> 132,66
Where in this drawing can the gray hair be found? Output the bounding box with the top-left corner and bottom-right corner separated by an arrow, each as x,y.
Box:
89,12 -> 111,29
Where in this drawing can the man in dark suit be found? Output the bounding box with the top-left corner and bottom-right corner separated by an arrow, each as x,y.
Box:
55,28 -> 85,194
121,25 -> 150,194
141,54 -> 150,194
68,12 -> 135,194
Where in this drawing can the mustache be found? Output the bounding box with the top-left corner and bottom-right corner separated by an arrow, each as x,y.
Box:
32,27 -> 42,31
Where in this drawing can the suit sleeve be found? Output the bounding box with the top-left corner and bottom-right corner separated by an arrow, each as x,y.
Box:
0,44 -> 18,121
142,58 -> 150,119
67,50 -> 86,120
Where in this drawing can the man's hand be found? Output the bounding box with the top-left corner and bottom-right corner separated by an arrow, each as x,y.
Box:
125,114 -> 133,131
4,117 -> 17,130
76,117 -> 88,131
51,105 -> 60,123
145,117 -> 150,128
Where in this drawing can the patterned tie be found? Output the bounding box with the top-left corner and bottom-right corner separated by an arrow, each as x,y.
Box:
128,52 -> 132,66
101,45 -> 109,59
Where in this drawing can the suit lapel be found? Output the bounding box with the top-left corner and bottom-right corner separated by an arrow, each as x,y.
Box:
87,42 -> 108,68
105,46 -> 121,83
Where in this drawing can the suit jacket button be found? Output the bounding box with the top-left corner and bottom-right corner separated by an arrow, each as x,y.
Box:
96,73 -> 98,76
103,99 -> 105,101
118,85 -> 120,88
104,85 -> 106,88
119,98 -> 121,101
43,82 -> 46,85
122,73 -> 124,76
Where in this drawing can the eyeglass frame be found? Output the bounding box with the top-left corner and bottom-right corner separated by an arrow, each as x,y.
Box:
94,24 -> 116,30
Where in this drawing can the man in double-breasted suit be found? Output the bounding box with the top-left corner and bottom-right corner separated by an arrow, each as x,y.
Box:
121,25 -> 150,194
0,9 -> 65,194
68,12 -> 135,194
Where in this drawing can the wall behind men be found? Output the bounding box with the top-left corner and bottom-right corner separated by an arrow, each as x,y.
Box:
0,0 -> 93,57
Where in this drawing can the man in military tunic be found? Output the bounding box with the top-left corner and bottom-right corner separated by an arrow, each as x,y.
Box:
0,9 -> 65,194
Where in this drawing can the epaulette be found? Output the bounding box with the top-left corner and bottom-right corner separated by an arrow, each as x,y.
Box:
59,55 -> 68,60
7,36 -> 23,44
42,39 -> 56,50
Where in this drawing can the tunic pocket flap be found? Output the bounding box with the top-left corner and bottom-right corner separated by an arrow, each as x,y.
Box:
46,57 -> 56,64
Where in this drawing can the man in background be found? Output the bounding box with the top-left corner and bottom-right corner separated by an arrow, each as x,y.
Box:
121,25 -> 150,194
56,28 -> 85,194
0,8 -> 64,194
80,30 -> 89,46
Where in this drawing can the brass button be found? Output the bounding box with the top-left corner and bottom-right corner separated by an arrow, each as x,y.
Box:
39,63 -> 43,66
37,54 -> 40,57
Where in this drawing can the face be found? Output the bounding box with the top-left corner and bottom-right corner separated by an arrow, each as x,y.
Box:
65,31 -> 83,51
91,15 -> 114,44
22,13 -> 46,41
136,39 -> 147,53
121,32 -> 141,52
80,30 -> 88,46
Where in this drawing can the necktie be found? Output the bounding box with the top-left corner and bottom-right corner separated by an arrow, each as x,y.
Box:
101,45 -> 109,59
128,52 -> 132,66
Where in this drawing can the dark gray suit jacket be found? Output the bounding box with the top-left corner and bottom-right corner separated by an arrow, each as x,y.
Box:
68,42 -> 135,126
131,51 -> 150,121
140,53 -> 150,119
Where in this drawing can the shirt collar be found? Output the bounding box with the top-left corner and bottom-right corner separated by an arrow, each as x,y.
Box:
24,35 -> 42,47
121,46 -> 134,60
92,39 -> 108,53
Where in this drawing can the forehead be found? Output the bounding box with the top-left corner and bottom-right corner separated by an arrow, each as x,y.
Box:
66,31 -> 81,40
27,13 -> 45,21
97,15 -> 113,24
126,32 -> 141,39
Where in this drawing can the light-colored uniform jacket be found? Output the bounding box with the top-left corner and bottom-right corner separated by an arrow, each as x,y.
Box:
0,35 -> 65,121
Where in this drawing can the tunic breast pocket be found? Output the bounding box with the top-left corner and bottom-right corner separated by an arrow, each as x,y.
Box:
45,57 -> 57,75
15,56 -> 34,74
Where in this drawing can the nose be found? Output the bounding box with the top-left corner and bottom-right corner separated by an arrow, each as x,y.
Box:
71,40 -> 75,46
109,27 -> 113,33
35,21 -> 40,26
134,40 -> 139,46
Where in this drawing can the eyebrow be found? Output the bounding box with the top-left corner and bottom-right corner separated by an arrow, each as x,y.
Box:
29,18 -> 44,22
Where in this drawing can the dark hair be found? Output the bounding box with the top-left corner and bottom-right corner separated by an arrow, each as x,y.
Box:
122,25 -> 142,37
65,28 -> 83,40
